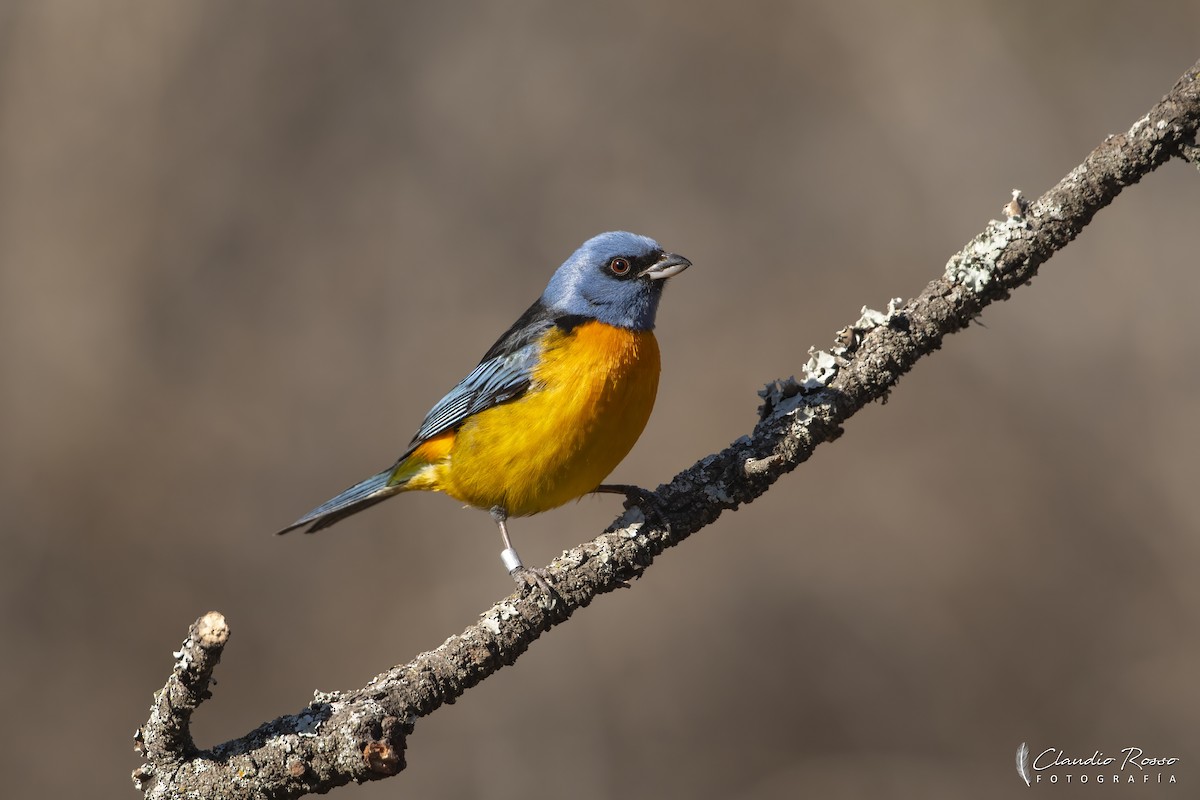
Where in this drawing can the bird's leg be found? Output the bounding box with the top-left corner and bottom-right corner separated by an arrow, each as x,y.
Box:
490,505 -> 552,594
593,484 -> 671,533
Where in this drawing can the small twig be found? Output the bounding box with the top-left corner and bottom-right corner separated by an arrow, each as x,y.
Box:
134,612 -> 229,791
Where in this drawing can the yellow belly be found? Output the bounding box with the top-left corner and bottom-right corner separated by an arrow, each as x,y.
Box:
423,321 -> 660,516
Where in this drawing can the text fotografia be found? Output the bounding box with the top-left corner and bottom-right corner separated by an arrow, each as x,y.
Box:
1031,747 -> 1179,785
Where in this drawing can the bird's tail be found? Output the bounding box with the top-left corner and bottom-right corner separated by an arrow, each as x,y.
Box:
277,469 -> 407,535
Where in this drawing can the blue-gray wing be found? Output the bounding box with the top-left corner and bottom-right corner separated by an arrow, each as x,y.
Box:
408,299 -> 572,446
410,342 -> 541,443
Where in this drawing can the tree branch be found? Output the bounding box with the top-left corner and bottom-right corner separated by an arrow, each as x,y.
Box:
134,59 -> 1200,799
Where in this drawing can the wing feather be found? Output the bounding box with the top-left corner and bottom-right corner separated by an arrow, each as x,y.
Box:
407,299 -> 563,446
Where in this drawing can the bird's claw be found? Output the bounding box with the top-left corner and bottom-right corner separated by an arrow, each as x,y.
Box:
596,483 -> 671,534
510,565 -> 553,595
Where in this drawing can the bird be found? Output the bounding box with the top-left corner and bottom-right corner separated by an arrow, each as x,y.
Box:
278,231 -> 690,591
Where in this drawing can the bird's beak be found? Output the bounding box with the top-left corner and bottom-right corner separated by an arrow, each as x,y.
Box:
639,252 -> 692,280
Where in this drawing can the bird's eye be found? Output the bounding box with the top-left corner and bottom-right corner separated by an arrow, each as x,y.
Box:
609,257 -> 631,275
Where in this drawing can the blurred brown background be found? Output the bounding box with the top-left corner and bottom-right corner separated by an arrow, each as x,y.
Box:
2,2 -> 1197,798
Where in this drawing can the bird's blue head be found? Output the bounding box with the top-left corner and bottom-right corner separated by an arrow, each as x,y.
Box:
541,231 -> 691,330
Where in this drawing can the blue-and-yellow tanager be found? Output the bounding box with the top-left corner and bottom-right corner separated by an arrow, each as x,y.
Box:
278,232 -> 690,589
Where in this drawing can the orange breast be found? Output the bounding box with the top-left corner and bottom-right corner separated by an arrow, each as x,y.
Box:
436,320 -> 660,516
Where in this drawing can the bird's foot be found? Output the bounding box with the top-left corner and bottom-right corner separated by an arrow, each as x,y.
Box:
594,483 -> 671,534
500,546 -> 553,595
509,565 -> 553,595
